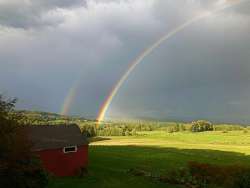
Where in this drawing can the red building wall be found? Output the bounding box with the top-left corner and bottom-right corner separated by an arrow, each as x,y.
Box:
35,145 -> 88,176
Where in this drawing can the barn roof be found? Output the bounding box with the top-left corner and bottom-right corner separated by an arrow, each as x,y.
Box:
28,124 -> 88,151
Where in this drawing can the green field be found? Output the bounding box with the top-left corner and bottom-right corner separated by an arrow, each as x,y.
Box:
49,131 -> 250,188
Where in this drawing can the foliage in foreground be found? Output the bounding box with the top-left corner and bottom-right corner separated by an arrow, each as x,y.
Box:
0,95 -> 48,188
129,162 -> 250,188
187,161 -> 250,188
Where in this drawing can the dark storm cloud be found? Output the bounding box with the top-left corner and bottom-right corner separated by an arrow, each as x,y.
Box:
0,0 -> 85,28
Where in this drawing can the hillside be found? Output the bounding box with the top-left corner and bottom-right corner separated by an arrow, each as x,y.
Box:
17,110 -> 91,124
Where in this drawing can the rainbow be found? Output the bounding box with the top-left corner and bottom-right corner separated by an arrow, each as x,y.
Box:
61,84 -> 78,116
61,78 -> 82,116
61,0 -> 247,122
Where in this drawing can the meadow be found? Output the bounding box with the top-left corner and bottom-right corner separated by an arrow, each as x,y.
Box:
49,131 -> 250,188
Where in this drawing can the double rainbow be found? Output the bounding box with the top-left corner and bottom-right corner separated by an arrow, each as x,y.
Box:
60,0 -> 246,124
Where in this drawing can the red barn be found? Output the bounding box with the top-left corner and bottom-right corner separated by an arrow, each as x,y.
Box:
28,125 -> 88,176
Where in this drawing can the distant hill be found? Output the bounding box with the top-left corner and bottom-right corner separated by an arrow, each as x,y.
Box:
17,110 -> 91,123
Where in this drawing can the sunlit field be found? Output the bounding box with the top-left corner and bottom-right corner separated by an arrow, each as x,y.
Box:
91,131 -> 250,154
49,131 -> 250,188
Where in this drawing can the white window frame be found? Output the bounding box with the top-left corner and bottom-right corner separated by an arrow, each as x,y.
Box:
63,145 -> 78,153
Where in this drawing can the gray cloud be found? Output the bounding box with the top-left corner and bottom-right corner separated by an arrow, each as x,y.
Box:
107,10 -> 250,123
0,0 -> 249,123
0,0 -> 85,28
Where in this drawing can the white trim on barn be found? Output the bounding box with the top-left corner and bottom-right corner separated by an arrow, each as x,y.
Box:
63,146 -> 78,153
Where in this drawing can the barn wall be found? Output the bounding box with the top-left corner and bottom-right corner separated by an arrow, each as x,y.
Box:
35,145 -> 88,176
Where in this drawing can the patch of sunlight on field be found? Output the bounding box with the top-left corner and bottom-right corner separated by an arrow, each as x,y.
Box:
90,131 -> 250,155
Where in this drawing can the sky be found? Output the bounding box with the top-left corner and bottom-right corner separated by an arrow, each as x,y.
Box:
0,0 -> 250,123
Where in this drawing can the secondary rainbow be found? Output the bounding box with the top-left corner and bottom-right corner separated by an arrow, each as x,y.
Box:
61,84 -> 78,116
61,77 -> 82,116
61,0 -> 247,121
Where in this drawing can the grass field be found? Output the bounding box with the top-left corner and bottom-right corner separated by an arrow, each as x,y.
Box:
49,131 -> 250,188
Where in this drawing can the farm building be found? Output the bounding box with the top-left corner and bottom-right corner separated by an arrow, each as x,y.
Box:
28,125 -> 88,176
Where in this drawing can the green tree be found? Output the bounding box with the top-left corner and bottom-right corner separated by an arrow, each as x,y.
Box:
0,95 -> 48,188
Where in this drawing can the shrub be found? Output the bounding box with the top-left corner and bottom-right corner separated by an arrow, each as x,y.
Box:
161,162 -> 250,188
230,167 -> 250,188
243,129 -> 248,134
81,124 -> 97,137
128,163 -> 250,188
188,161 -> 250,188
191,120 -> 213,132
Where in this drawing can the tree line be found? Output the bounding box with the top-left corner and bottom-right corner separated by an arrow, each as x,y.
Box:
78,120 -> 250,137
10,100 -> 250,137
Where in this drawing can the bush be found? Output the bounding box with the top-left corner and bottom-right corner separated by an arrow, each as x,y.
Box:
243,129 -> 248,134
188,161 -> 250,188
128,162 -> 250,188
0,154 -> 48,188
81,124 -> 97,137
191,120 -> 213,132
231,167 -> 250,188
